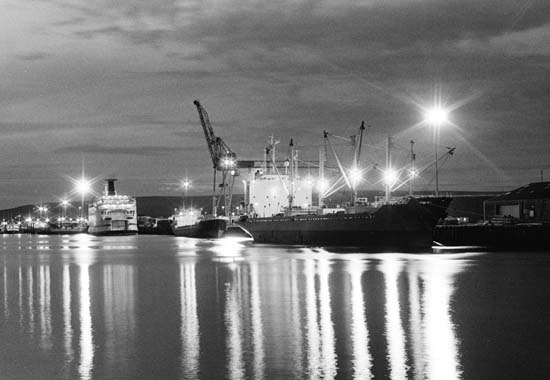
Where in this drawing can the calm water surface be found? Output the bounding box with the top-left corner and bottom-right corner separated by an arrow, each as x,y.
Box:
0,234 -> 549,380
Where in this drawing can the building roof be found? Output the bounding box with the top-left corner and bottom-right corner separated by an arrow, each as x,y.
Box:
486,182 -> 550,202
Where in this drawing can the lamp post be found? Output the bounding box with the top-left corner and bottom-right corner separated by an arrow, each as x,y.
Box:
61,199 -> 69,223
76,178 -> 91,225
181,179 -> 191,209
425,106 -> 449,197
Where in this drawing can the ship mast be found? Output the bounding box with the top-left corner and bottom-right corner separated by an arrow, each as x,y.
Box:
409,140 -> 415,197
288,138 -> 294,214
318,145 -> 325,208
385,135 -> 392,203
351,121 -> 366,206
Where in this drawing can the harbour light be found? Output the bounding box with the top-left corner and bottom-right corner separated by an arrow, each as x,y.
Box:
76,178 -> 91,195
222,157 -> 235,168
317,178 -> 329,192
383,168 -> 398,186
425,106 -> 449,126
349,167 -> 362,186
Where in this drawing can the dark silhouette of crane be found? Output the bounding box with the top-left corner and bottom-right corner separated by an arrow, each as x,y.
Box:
193,100 -> 237,217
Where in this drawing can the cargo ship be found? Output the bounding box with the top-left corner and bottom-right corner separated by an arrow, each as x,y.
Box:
87,179 -> 138,235
237,197 -> 450,249
236,132 -> 453,249
171,209 -> 227,238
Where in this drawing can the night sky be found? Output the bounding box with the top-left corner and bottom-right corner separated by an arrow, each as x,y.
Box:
1,0 -> 549,209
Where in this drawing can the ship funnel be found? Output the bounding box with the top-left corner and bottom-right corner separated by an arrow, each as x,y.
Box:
105,179 -> 117,196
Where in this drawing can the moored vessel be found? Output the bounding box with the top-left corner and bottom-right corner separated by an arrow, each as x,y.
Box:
171,209 -> 228,238
238,197 -> 450,249
236,130 -> 454,249
87,179 -> 138,235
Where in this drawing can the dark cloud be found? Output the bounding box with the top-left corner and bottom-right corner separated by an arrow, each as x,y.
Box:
54,144 -> 199,156
16,52 -> 49,61
1,0 -> 549,208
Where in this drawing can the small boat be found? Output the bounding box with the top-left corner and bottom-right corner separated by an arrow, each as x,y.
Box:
4,223 -> 21,234
171,209 -> 227,239
87,179 -> 138,235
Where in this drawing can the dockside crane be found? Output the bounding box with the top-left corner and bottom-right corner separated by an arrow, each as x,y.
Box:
193,100 -> 237,217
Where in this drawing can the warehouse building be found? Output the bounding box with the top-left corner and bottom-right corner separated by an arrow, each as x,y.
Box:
483,182 -> 550,222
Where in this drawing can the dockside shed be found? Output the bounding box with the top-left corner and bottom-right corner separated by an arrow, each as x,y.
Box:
483,182 -> 550,222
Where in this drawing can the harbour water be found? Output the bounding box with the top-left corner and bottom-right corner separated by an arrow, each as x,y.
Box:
0,234 -> 548,379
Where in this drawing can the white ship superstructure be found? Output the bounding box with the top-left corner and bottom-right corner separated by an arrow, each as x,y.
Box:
242,137 -> 313,218
247,173 -> 313,217
88,179 -> 138,235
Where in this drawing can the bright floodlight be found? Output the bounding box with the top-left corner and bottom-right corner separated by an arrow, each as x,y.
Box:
383,168 -> 398,186
317,178 -> 329,192
76,178 -> 91,195
181,179 -> 191,189
61,199 -> 69,206
425,106 -> 449,126
222,157 -> 235,168
349,167 -> 362,186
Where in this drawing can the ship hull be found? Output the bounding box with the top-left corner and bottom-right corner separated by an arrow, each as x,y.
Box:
237,198 -> 451,250
172,218 -> 227,239
88,223 -> 138,236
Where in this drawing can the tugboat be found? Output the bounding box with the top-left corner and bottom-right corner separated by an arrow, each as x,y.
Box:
87,179 -> 138,235
169,100 -> 238,239
171,209 -> 227,238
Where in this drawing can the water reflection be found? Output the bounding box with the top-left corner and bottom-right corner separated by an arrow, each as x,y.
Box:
304,258 -> 337,379
102,264 -> 137,377
3,256 -> 7,319
347,260 -> 372,379
180,261 -> 200,379
420,258 -> 463,380
27,265 -> 34,335
382,258 -> 408,379
0,235 -> 474,380
38,264 -> 52,350
249,261 -> 265,380
78,260 -> 93,380
63,264 -> 73,364
225,266 -> 245,380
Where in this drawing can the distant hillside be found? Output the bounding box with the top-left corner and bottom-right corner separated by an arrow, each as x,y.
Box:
0,190 -> 502,221
0,195 -> 247,220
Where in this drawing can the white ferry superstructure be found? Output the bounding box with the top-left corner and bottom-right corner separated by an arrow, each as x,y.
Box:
88,179 -> 138,235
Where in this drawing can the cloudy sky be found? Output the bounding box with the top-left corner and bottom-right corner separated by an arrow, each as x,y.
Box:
1,0 -> 549,209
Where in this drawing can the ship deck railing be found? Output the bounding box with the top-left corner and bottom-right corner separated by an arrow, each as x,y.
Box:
246,213 -> 375,223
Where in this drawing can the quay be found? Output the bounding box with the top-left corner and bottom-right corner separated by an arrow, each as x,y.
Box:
434,223 -> 550,251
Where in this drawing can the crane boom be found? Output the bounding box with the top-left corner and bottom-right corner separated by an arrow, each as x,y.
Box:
192,99 -> 238,218
193,100 -> 236,169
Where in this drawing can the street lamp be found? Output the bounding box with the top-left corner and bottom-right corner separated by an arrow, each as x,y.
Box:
425,106 -> 449,197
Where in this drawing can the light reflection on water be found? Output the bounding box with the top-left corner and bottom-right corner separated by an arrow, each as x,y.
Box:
0,234 -> 547,379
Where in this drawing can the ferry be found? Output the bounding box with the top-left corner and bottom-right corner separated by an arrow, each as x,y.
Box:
87,179 -> 138,235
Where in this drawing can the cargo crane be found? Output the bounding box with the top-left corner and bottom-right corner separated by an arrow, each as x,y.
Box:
322,121 -> 371,205
193,100 -> 237,217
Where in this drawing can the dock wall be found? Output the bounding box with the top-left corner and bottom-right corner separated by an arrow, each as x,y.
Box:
434,223 -> 550,250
